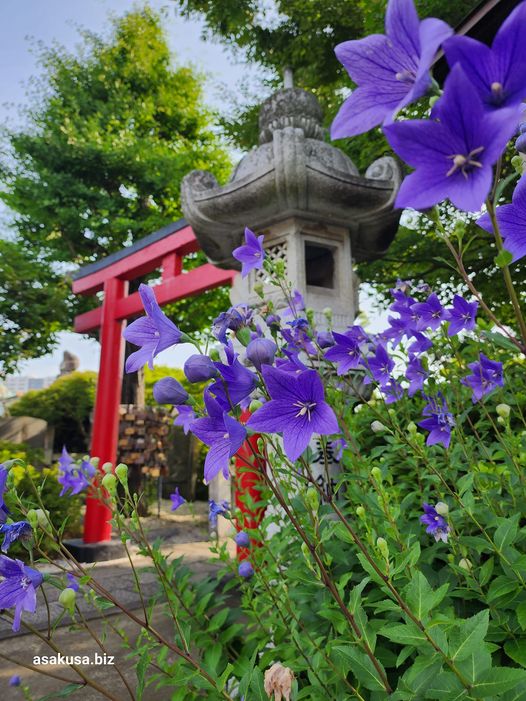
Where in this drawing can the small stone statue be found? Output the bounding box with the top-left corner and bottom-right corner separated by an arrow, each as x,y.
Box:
59,351 -> 80,376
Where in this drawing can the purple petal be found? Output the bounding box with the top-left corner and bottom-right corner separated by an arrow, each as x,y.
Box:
385,0 -> 420,56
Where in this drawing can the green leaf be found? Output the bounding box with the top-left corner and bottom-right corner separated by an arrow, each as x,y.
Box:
424,670 -> 466,699
330,645 -> 387,691
506,640 -> 526,668
379,622 -> 428,647
494,514 -> 521,550
495,248 -> 514,268
456,649 -> 492,684
471,668 -> 526,697
517,602 -> 526,631
487,575 -> 519,603
449,610 -> 489,662
249,667 -> 269,701
405,572 -> 449,619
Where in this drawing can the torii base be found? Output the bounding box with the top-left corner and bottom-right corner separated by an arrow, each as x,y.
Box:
64,538 -> 126,564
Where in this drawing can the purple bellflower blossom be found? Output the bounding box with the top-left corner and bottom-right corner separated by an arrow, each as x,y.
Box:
283,290 -> 305,318
170,487 -> 186,511
0,555 -> 43,632
210,348 -> 258,409
0,465 -> 10,525
420,503 -> 450,543
316,331 -> 335,349
281,318 -> 317,356
406,355 -> 428,397
123,284 -> 183,373
331,0 -> 452,138
444,2 -> 526,111
58,456 -> 96,497
247,366 -> 339,462
191,392 -> 246,482
209,499 -> 229,519
213,305 -> 253,345
238,561 -> 254,578
408,332 -> 433,355
478,175 -> 526,262
324,329 -> 367,374
153,377 -> 189,405
232,227 -> 265,278
173,405 -> 195,434
382,379 -> 405,404
445,295 -> 478,336
384,316 -> 411,346
363,344 -> 394,387
246,338 -> 277,371
184,354 -> 218,383
0,522 -> 32,553
66,573 -> 80,592
331,438 -> 348,461
411,293 -> 447,331
418,395 -> 455,448
461,353 -> 504,402
234,531 -> 251,547
384,65 -> 521,212
9,675 -> 22,687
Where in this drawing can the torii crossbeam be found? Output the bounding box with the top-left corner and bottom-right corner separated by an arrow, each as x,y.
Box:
72,219 -> 235,544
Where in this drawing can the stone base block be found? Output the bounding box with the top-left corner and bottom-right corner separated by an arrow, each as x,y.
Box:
63,538 -> 126,563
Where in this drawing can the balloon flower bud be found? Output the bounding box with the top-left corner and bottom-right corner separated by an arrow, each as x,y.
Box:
27,508 -> 50,530
249,399 -> 263,413
371,466 -> 382,482
153,377 -> 189,406
356,506 -> 366,519
407,421 -> 417,435
459,558 -> 473,572
234,531 -> 250,547
371,421 -> 387,433
238,561 -> 254,578
184,354 -> 218,383
246,337 -> 277,370
59,587 -> 77,613
115,463 -> 128,485
101,473 -> 117,493
377,537 -> 389,558
305,486 -> 320,512
435,501 -> 449,516
496,403 -> 511,419
102,462 -> 113,474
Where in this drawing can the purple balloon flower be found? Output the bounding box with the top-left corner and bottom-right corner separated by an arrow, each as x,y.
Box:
184,354 -> 218,383
325,327 -> 368,375
213,305 -> 252,345
0,465 -> 10,525
384,65 -> 520,212
331,0 -> 452,138
363,344 -> 394,387
406,355 -> 428,397
411,293 -> 447,332
191,392 -> 246,482
173,405 -> 196,434
445,295 -> 478,336
0,522 -> 32,553
57,453 -> 96,497
382,378 -> 405,404
246,338 -> 277,371
247,367 -> 339,462
461,353 -> 504,402
238,561 -> 254,578
170,487 -> 186,511
418,395 -> 455,448
153,377 -> 189,405
444,2 -> 526,111
420,503 -> 450,543
232,227 -> 265,278
210,347 -> 258,409
66,573 -> 80,592
9,675 -> 22,687
123,284 -> 182,373
234,531 -> 250,547
316,331 -> 335,349
408,332 -> 433,355
0,555 -> 43,631
209,499 -> 229,519
478,175 -> 526,262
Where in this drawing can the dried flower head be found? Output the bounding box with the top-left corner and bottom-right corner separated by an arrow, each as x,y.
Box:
264,662 -> 294,701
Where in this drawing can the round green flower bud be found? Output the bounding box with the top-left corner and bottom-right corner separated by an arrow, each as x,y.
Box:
115,463 -> 128,484
371,421 -> 387,433
90,457 -> 100,468
435,501 -> 449,516
305,486 -> 319,512
377,537 -> 389,558
356,506 -> 366,519
497,416 -> 506,425
458,558 -> 473,571
101,473 -> 117,492
102,462 -> 113,474
59,587 -> 76,612
26,510 -> 39,529
249,399 -> 263,413
496,404 -> 511,419
407,422 -> 417,435
27,508 -> 50,530
371,466 -> 382,482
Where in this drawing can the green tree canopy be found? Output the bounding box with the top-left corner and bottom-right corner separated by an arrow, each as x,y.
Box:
0,6 -> 232,375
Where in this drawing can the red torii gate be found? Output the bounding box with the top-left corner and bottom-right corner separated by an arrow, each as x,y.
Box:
72,219 -> 236,544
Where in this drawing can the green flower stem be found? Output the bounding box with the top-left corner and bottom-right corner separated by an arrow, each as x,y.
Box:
485,197 -> 526,347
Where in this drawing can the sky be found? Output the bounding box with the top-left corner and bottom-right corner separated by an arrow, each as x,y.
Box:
2,0 -> 387,379
1,0 -> 262,377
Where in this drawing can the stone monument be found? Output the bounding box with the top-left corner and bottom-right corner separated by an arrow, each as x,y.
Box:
59,351 -> 80,376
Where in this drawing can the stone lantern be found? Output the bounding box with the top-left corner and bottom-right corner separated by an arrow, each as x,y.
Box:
181,77 -> 402,331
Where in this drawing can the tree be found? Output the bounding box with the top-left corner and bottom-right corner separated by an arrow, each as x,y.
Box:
0,6 -> 232,373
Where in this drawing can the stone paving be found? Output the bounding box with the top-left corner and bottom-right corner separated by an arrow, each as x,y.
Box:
0,501 -> 236,699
